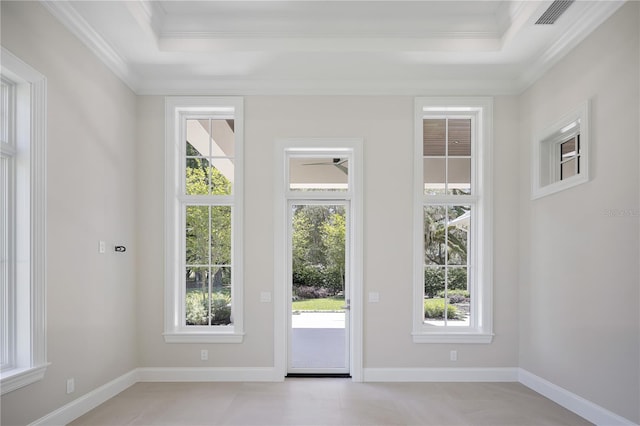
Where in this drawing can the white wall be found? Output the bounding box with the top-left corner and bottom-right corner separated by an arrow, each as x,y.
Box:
135,95 -> 520,369
2,0 -> 638,424
518,2 -> 640,423
0,2 -> 138,425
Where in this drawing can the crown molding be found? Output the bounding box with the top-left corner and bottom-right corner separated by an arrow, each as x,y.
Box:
40,0 -> 140,92
123,0 -> 165,43
518,0 -> 625,93
157,35 -> 502,53
38,0 -> 626,97
134,77 -> 523,97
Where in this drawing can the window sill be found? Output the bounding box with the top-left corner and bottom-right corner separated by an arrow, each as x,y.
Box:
1,363 -> 50,395
412,332 -> 494,344
531,173 -> 588,200
163,332 -> 244,343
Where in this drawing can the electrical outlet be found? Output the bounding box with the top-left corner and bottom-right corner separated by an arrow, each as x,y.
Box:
450,350 -> 458,361
200,349 -> 208,361
66,378 -> 75,394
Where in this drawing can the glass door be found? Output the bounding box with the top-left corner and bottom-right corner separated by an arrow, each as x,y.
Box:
288,202 -> 350,374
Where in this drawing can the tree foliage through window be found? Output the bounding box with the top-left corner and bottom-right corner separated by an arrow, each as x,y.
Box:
292,205 -> 346,297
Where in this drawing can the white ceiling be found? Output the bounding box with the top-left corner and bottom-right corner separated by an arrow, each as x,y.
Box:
41,0 -> 625,95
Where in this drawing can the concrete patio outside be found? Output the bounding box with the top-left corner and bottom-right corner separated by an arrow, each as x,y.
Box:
291,312 -> 347,370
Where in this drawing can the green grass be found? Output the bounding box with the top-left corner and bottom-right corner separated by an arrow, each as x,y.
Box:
292,297 -> 345,311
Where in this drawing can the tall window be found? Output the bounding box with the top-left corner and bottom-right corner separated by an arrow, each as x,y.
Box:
164,97 -> 244,343
0,48 -> 47,394
413,98 -> 493,343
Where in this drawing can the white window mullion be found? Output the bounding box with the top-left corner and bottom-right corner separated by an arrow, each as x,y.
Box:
444,118 -> 449,195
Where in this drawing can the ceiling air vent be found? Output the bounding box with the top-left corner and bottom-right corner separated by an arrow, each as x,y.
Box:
535,0 -> 574,25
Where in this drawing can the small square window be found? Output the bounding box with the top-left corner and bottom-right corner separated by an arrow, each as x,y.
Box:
532,101 -> 590,199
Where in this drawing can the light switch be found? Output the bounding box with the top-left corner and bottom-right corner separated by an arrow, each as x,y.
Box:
368,292 -> 380,303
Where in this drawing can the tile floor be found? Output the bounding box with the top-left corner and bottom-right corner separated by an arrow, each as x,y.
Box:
68,379 -> 592,425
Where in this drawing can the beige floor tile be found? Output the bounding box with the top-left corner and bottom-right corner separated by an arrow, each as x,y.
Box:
69,379 -> 593,426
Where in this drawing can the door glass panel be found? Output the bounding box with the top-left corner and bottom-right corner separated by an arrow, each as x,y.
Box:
291,204 -> 347,371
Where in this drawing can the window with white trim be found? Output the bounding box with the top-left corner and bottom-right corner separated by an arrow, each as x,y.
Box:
413,97 -> 493,343
1,77 -> 15,374
532,101 -> 590,199
164,97 -> 244,343
1,48 -> 48,394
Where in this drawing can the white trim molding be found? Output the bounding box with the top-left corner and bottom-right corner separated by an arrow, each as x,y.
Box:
29,367 -> 636,426
29,370 -> 138,426
413,97 -> 494,344
0,47 -> 48,395
273,138 -> 364,382
40,0 -> 139,91
163,96 -> 245,343
518,369 -> 637,426
531,100 -> 590,200
1,364 -> 50,396
137,367 -> 278,383
363,367 -> 518,383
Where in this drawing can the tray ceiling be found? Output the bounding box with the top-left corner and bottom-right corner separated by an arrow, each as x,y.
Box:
41,0 -> 625,95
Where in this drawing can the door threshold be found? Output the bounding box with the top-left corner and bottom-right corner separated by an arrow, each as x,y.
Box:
286,373 -> 351,378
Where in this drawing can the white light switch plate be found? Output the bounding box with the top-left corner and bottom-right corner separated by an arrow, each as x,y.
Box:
368,292 -> 380,303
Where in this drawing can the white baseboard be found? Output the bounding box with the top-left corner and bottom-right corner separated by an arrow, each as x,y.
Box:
362,367 -> 519,382
30,366 -> 636,426
518,369 -> 636,426
29,367 -> 279,425
137,367 -> 280,382
29,369 -> 138,426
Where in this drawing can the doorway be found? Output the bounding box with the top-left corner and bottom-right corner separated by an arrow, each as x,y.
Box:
274,139 -> 363,381
288,202 -> 350,375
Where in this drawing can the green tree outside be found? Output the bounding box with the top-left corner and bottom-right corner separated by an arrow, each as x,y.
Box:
184,142 -> 233,325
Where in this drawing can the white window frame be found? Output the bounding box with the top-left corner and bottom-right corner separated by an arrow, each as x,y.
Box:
164,97 -> 244,343
532,100 -> 590,200
0,48 -> 48,394
413,97 -> 493,344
